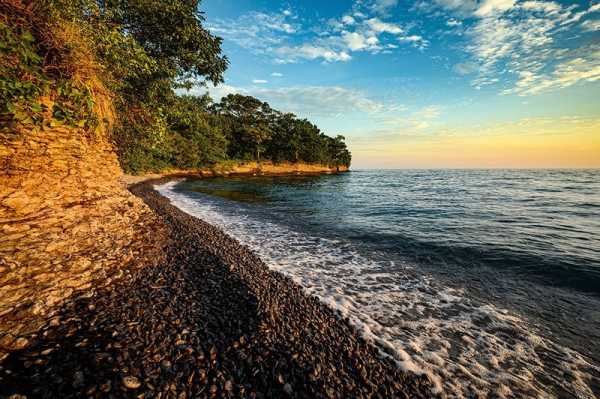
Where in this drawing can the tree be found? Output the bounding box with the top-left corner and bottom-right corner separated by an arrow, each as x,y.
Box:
47,0 -> 230,172
327,135 -> 352,169
7,0 -> 351,173
99,0 -> 228,87
213,94 -> 274,161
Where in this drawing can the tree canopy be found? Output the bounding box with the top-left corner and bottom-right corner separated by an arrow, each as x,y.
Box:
1,0 -> 351,173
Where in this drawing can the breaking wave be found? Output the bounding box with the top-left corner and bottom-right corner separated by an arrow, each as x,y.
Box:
158,180 -> 600,398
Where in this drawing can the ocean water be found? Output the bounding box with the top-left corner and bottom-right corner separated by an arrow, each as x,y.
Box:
157,169 -> 600,398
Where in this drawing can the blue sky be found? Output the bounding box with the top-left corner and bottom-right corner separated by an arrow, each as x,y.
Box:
192,0 -> 600,168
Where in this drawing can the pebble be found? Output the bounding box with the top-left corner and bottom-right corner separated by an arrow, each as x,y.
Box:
0,180 -> 433,399
100,381 -> 112,393
72,371 -> 84,388
122,376 -> 141,389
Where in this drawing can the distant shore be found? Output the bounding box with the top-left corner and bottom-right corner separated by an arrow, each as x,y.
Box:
120,162 -> 349,187
0,176 -> 433,398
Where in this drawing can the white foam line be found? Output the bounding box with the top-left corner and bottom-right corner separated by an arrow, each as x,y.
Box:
156,181 -> 600,399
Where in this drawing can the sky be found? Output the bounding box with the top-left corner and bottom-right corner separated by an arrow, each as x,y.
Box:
192,0 -> 600,169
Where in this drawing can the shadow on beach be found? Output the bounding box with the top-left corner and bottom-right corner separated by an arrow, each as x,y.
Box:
0,179 -> 432,398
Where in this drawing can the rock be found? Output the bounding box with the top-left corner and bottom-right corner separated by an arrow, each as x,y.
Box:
283,383 -> 293,395
100,381 -> 112,393
72,371 -> 85,388
41,348 -> 54,355
161,360 -> 172,370
122,376 -> 141,390
12,337 -> 29,351
0,180 -> 433,399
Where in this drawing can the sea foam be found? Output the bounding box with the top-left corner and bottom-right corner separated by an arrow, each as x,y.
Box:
157,181 -> 600,398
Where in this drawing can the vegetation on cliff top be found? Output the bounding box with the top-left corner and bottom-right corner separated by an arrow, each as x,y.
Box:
0,0 -> 351,174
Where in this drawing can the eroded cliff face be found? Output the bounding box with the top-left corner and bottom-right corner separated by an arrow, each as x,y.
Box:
0,125 -> 167,360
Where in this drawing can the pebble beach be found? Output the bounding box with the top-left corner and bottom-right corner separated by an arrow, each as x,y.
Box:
0,178 -> 433,398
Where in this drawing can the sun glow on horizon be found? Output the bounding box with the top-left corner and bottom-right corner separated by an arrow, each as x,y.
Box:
350,116 -> 600,169
202,0 -> 600,169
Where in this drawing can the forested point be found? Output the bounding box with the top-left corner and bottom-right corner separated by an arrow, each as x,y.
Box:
0,0 -> 351,174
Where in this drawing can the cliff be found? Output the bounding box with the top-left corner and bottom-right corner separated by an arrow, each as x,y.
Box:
0,123 -> 348,360
0,122 -> 167,360
121,162 -> 349,186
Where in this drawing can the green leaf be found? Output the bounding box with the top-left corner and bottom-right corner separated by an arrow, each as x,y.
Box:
30,103 -> 43,113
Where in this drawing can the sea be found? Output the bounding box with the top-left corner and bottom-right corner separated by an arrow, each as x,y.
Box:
157,169 -> 600,398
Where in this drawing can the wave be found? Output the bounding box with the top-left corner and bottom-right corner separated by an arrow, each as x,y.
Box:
157,181 -> 600,399
342,230 -> 600,295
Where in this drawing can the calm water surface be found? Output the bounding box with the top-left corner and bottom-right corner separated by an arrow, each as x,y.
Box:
158,169 -> 600,398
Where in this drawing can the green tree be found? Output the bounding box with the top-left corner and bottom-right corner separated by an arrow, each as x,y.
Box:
213,94 -> 273,161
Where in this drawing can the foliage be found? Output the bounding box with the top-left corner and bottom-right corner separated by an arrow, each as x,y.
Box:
1,0 -> 350,172
0,3 -> 98,133
213,94 -> 351,168
0,21 -> 49,127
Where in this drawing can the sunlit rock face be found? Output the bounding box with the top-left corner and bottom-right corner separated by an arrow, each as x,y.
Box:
0,124 -> 167,359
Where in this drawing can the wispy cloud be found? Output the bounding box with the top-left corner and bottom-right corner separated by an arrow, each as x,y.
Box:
582,19 -> 600,31
445,0 -> 600,94
252,86 -> 385,116
274,45 -> 352,63
369,0 -> 400,15
474,0 -> 516,17
378,105 -> 443,131
503,48 -> 600,95
207,10 -> 299,54
453,61 -> 478,75
207,4 -> 427,64
252,79 -> 268,84
198,84 -> 384,117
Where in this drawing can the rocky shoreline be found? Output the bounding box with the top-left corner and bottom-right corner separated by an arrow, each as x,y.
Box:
0,178 -> 433,398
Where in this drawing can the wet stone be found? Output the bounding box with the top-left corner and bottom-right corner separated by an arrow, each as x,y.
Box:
0,179 -> 434,399
122,375 -> 141,389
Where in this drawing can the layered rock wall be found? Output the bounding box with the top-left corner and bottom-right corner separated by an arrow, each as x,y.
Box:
0,126 -> 167,360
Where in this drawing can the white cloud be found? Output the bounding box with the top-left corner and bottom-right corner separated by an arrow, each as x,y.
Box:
252,79 -> 268,84
273,9 -> 428,63
582,19 -> 600,31
209,4 -> 427,64
343,32 -> 369,51
200,84 -> 384,117
400,35 -> 426,44
446,18 -> 462,27
198,84 -> 243,101
275,44 -> 352,63
271,72 -> 284,77
453,61 -> 478,75
504,49 -> 600,95
207,10 -> 298,53
366,18 -> 404,34
427,0 -> 479,16
520,1 -> 561,14
589,3 -> 600,13
370,0 -> 399,15
342,15 -> 356,25
253,86 -> 384,116
456,0 -> 600,93
474,0 -> 516,17
342,31 -> 382,51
